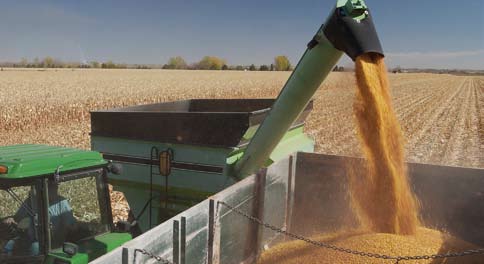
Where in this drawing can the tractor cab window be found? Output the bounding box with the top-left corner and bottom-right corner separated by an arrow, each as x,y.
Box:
49,170 -> 109,249
0,184 -> 42,258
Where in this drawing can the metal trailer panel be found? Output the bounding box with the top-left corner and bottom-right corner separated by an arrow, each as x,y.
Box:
259,157 -> 292,249
91,152 -> 484,264
409,162 -> 484,246
212,176 -> 259,264
290,152 -> 484,246
289,153 -> 357,236
91,200 -> 211,264
91,155 -> 293,264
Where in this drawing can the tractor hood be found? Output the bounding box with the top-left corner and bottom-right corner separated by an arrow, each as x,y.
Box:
0,144 -> 107,180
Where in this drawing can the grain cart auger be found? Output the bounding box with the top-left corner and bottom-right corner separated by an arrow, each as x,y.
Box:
231,0 -> 383,179
0,145 -> 132,264
90,0 -> 383,234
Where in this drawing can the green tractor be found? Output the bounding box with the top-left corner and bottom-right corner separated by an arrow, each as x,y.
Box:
0,144 -> 132,264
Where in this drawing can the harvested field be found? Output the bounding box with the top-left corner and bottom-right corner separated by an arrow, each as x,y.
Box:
1,69 -> 482,168
0,69 -> 483,224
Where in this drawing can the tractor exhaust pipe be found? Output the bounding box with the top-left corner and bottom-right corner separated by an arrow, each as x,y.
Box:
231,0 -> 384,179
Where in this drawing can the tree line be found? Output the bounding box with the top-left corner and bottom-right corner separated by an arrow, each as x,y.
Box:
0,55 -> 294,71
0,57 -> 131,69
0,56 -> 422,74
161,55 -> 293,71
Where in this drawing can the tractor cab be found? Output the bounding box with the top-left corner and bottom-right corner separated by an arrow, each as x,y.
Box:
0,144 -> 131,264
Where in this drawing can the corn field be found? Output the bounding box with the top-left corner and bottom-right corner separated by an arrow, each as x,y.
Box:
1,68 -> 482,167
0,69 -> 482,221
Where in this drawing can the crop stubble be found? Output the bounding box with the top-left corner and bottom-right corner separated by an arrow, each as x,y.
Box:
0,69 -> 482,167
0,69 -> 482,221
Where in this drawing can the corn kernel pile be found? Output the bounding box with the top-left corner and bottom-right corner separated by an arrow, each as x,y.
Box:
258,227 -> 483,264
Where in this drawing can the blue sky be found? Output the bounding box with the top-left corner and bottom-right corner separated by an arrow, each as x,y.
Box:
0,0 -> 483,69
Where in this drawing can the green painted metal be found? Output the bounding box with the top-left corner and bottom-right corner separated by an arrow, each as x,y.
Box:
109,178 -> 214,200
232,0 -> 369,178
232,40 -> 342,178
92,136 -> 231,166
227,126 -> 313,166
111,179 -> 213,232
45,232 -> 132,264
92,123 -> 313,230
338,0 -> 368,20
241,125 -> 259,140
92,136 -> 233,195
92,136 -> 234,231
0,144 -> 131,264
0,144 -> 107,180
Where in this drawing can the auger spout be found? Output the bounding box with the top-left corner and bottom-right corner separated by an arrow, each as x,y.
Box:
231,0 -> 383,179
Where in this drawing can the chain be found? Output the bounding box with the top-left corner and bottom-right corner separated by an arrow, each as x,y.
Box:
218,201 -> 484,263
133,248 -> 173,264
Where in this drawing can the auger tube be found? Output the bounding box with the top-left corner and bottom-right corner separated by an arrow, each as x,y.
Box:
232,0 -> 383,179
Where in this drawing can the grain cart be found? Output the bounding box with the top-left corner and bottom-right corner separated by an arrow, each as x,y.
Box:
90,99 -> 314,232
90,0 -> 383,233
0,145 -> 132,264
